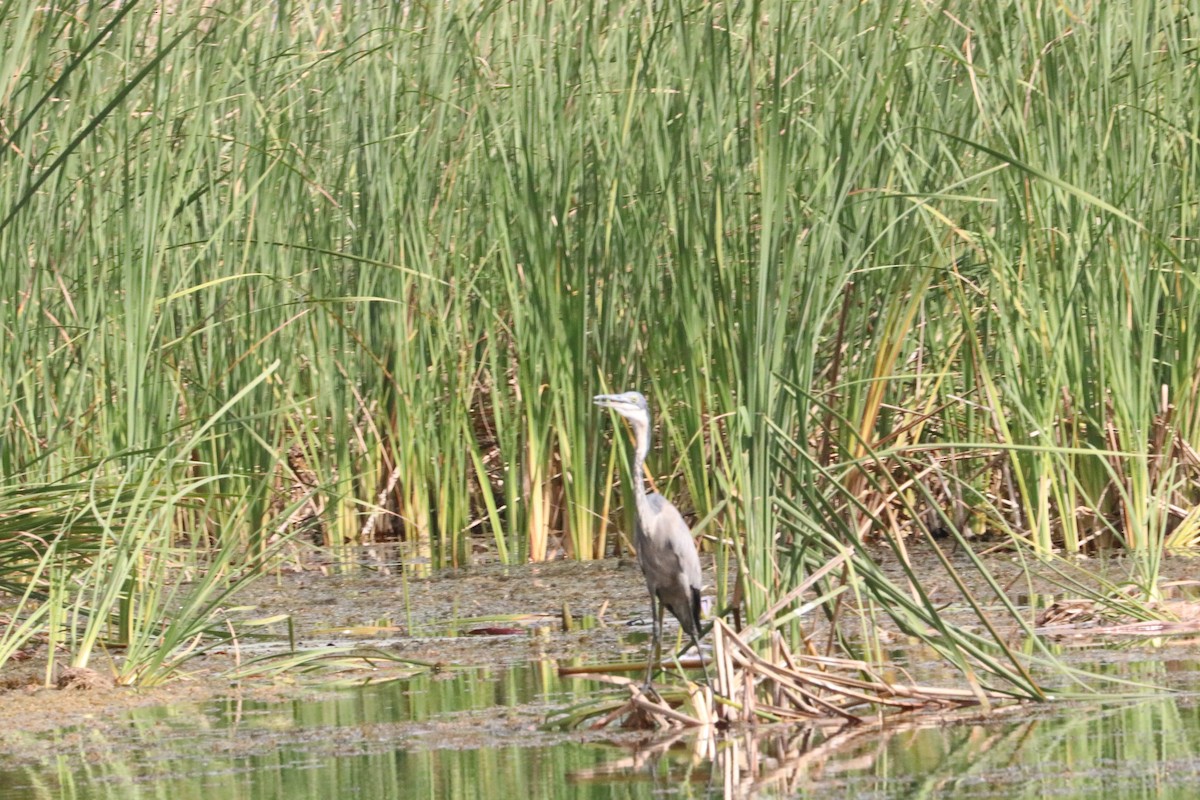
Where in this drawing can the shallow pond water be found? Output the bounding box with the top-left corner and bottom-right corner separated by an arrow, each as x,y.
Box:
4,654 -> 1200,800
7,553 -> 1200,798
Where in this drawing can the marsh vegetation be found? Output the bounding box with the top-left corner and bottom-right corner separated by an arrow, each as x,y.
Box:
2,0 -> 1199,704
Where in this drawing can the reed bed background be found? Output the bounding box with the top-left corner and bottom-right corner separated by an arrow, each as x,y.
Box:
2,0 -> 1198,688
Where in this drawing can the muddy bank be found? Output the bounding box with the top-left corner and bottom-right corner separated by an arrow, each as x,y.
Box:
0,557 -> 652,743
2,545 -> 1198,745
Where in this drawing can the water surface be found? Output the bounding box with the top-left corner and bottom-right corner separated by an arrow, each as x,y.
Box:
4,655 -> 1200,800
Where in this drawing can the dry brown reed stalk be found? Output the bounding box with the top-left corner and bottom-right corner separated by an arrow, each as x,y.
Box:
1035,596 -> 1200,638
567,617 -> 1018,730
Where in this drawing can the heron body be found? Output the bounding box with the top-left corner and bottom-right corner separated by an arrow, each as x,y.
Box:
635,492 -> 703,639
594,390 -> 708,687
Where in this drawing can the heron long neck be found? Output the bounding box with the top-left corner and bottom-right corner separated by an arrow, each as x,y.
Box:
631,417 -> 651,504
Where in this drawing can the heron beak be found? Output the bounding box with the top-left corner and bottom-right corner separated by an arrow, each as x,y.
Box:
593,394 -> 616,408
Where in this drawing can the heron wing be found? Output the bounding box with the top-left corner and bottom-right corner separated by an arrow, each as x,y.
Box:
638,493 -> 704,634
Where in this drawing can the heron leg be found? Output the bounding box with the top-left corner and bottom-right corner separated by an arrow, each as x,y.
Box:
689,632 -> 711,685
669,631 -> 709,686
644,593 -> 664,690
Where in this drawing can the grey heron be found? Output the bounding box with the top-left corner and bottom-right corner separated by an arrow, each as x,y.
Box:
594,390 -> 709,688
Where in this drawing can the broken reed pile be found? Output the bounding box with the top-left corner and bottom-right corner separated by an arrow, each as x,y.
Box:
563,619 -> 1017,731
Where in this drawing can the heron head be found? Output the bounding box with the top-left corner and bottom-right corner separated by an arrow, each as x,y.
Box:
593,390 -> 650,426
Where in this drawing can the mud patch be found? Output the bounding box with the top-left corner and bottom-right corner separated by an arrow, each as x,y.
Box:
0,557 -> 655,751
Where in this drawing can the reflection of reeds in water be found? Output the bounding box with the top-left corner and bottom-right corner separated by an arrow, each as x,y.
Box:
570,706 -> 1034,799
4,0 -> 1200,690
572,687 -> 1200,800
